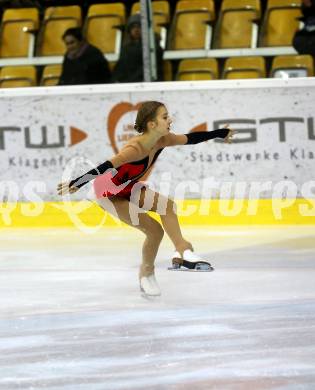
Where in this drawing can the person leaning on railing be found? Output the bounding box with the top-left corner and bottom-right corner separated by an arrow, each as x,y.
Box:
293,0 -> 315,56
58,27 -> 111,86
111,14 -> 164,83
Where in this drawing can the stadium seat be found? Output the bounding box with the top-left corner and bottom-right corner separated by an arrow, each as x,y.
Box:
85,4 -> 125,55
38,6 -> 82,56
259,0 -> 302,47
163,60 -> 173,81
41,64 -> 62,86
271,55 -> 314,77
177,58 -> 218,80
169,0 -> 215,50
223,56 -> 266,78
131,1 -> 170,49
0,8 -> 39,58
214,0 -> 261,49
0,66 -> 37,88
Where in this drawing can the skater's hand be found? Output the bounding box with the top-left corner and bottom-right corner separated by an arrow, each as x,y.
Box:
223,124 -> 235,144
57,182 -> 79,196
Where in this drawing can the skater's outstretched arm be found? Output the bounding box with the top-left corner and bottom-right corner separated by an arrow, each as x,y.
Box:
57,143 -> 142,195
164,124 -> 235,147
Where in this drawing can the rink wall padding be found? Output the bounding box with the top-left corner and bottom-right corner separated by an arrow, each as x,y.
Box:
0,199 -> 314,228
0,79 -> 314,228
0,79 -> 315,204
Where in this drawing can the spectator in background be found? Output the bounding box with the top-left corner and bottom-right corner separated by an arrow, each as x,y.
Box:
59,27 -> 111,86
112,14 -> 164,83
293,0 -> 315,56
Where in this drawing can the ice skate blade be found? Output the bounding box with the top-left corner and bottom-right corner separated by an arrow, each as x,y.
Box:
168,266 -> 214,272
140,287 -> 161,300
141,292 -> 161,300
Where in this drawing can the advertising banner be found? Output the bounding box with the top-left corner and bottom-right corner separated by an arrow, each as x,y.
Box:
0,79 -> 314,201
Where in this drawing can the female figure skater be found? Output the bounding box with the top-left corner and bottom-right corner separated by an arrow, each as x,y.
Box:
58,101 -> 234,297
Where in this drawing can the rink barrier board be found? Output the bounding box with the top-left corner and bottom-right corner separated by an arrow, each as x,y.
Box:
0,78 -> 314,203
0,199 -> 314,228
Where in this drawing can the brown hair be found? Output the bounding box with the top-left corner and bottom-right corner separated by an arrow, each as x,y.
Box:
134,101 -> 165,133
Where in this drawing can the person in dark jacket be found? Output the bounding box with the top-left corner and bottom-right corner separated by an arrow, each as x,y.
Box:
58,27 -> 111,86
112,14 -> 164,83
293,0 -> 315,55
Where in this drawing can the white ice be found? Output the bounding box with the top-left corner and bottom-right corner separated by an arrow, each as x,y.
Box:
0,226 -> 315,390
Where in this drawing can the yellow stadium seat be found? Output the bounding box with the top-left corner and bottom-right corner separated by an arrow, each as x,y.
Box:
85,4 -> 125,55
131,1 -> 170,48
169,0 -> 215,50
108,62 -> 116,72
163,60 -> 173,81
0,8 -> 39,58
223,56 -> 266,79
271,55 -> 314,77
214,0 -> 261,49
38,6 -> 82,56
41,64 -> 62,86
0,66 -> 37,88
259,0 -> 302,47
177,58 -> 218,80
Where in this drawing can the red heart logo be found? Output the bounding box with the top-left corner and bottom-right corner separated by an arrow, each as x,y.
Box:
107,102 -> 142,153
106,101 -> 153,182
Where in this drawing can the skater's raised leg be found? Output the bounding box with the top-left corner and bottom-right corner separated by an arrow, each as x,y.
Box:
137,187 -> 193,256
136,187 -> 213,271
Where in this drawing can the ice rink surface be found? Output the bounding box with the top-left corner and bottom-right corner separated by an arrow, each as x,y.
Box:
0,225 -> 315,390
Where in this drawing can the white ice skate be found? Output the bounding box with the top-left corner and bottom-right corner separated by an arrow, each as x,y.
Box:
140,274 -> 161,298
168,249 -> 214,272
